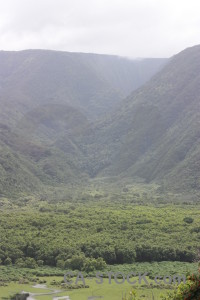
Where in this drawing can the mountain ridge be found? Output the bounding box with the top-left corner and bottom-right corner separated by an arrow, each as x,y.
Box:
0,49 -> 167,125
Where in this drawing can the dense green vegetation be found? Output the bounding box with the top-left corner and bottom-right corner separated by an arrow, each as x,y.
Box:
0,192 -> 199,267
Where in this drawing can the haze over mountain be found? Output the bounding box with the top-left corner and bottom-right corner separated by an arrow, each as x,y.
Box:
0,50 -> 167,126
1,46 -> 200,197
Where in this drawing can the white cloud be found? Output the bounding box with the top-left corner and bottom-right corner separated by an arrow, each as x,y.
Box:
0,0 -> 200,57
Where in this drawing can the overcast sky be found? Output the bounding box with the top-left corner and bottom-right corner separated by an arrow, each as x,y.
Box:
0,0 -> 200,58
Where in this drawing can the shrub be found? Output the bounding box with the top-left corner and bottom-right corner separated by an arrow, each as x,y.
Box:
15,258 -> 25,268
65,254 -> 86,270
82,257 -> 106,273
37,260 -> 44,267
24,257 -> 37,269
56,259 -> 65,269
8,293 -> 29,300
183,217 -> 194,224
4,257 -> 12,265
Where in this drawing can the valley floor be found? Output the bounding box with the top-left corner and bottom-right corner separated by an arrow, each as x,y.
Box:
0,183 -> 199,299
0,262 -> 197,300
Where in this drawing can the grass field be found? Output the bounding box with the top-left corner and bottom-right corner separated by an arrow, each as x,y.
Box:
1,261 -> 197,300
0,276 -> 171,300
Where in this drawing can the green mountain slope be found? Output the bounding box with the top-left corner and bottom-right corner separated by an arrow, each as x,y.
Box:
0,103 -> 90,196
81,45 -> 200,191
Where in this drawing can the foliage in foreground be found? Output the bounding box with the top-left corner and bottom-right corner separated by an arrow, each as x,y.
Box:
161,265 -> 200,300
